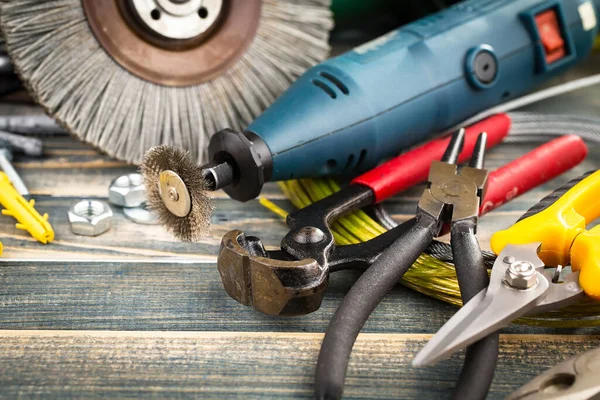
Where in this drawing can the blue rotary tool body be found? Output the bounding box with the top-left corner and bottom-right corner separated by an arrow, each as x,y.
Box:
205,0 -> 599,201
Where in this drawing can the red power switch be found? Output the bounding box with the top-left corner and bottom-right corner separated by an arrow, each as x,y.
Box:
535,9 -> 566,64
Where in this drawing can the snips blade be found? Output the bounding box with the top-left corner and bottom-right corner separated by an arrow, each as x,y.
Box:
529,269 -> 585,315
413,244 -> 548,367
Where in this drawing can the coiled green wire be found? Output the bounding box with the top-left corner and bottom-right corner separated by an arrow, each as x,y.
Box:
261,178 -> 600,328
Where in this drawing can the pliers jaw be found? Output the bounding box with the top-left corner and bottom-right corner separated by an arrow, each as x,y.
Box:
418,129 -> 489,230
508,347 -> 600,400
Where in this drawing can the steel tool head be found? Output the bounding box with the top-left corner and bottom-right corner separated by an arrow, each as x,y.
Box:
441,128 -> 466,164
217,230 -> 329,316
413,243 -> 547,367
0,130 -> 43,157
216,185 -> 382,316
531,268 -> 584,315
507,347 -> 600,400
0,138 -> 13,157
468,131 -> 487,169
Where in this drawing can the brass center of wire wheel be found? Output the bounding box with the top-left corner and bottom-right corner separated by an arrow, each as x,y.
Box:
81,0 -> 261,87
158,170 -> 192,217
168,187 -> 180,202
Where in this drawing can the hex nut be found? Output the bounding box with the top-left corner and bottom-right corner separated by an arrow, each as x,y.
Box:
123,203 -> 160,225
68,200 -> 113,236
108,173 -> 146,208
504,261 -> 537,290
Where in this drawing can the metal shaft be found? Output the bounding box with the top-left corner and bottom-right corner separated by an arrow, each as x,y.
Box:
469,132 -> 488,169
0,148 -> 29,196
0,130 -> 43,157
0,54 -> 14,74
201,161 -> 235,191
0,114 -> 66,136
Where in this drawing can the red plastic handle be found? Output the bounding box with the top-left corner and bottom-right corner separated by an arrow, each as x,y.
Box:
352,114 -> 511,203
480,135 -> 588,215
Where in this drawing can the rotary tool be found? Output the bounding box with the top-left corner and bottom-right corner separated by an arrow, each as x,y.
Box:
142,0 -> 600,241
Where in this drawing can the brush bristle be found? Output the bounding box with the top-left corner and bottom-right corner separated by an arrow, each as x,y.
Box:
141,145 -> 213,242
0,0 -> 333,165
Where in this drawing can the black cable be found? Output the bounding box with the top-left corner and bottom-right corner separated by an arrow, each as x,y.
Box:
314,212 -> 439,400
450,219 -> 499,400
426,240 -> 497,269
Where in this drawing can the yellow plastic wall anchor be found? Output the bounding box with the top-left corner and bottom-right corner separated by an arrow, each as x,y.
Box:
491,170 -> 600,266
570,224 -> 600,301
0,172 -> 54,244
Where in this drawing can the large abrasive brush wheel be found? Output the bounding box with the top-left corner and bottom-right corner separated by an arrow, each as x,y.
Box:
0,0 -> 333,164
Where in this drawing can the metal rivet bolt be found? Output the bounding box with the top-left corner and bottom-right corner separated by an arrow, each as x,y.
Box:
503,256 -> 516,264
168,187 -> 179,202
504,260 -> 537,290
293,226 -> 325,245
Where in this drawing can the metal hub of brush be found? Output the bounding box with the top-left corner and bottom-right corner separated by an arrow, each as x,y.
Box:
158,170 -> 192,217
82,0 -> 260,86
129,0 -> 224,41
0,0 -> 333,164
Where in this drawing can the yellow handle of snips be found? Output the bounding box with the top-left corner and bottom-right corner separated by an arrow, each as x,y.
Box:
0,172 -> 54,246
491,170 -> 600,300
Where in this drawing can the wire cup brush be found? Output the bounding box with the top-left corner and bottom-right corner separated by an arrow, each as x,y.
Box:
0,0 -> 333,165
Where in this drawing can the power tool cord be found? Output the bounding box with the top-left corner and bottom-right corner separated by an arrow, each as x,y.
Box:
507,112 -> 600,143
463,74 -> 600,127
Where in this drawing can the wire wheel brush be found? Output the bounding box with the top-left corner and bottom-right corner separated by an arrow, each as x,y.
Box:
141,145 -> 213,241
0,0 -> 333,165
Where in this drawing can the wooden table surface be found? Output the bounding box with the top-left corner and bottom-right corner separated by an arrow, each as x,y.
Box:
1,66 -> 600,398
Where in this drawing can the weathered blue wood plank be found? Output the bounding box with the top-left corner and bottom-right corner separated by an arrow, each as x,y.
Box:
0,259 -> 597,334
0,331 -> 596,400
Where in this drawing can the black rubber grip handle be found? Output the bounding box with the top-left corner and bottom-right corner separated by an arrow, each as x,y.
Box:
518,170 -> 596,223
451,220 -> 489,300
453,334 -> 500,400
450,219 -> 498,400
314,212 -> 439,400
